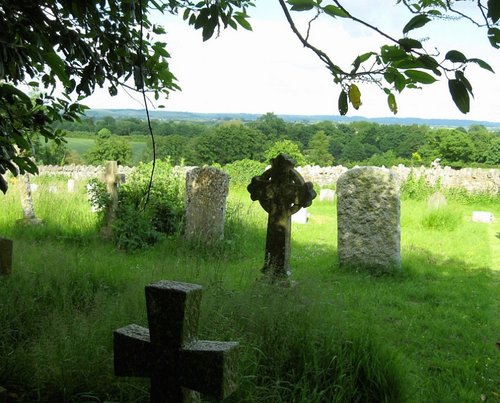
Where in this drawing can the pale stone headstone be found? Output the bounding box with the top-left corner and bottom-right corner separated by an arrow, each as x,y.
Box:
102,161 -> 120,237
185,167 -> 229,244
319,189 -> 335,202
337,166 -> 401,272
472,211 -> 494,223
48,185 -> 58,193
0,238 -> 13,275
17,174 -> 43,225
30,183 -> 39,193
67,179 -> 75,192
427,192 -> 447,210
248,154 -> 316,280
86,183 -> 101,213
114,281 -> 239,403
291,208 -> 309,224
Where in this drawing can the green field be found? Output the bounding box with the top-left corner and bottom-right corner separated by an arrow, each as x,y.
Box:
65,135 -> 147,164
0,177 -> 499,402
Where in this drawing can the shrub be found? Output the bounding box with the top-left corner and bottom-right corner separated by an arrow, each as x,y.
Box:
222,159 -> 267,187
421,207 -> 461,231
401,173 -> 439,201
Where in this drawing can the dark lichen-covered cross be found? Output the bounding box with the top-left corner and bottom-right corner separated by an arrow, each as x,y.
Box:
114,281 -> 239,403
247,153 -> 316,280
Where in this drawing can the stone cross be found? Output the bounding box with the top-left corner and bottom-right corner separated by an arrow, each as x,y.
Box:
114,281 -> 239,403
0,238 -> 13,275
247,154 -> 316,279
101,161 -> 121,236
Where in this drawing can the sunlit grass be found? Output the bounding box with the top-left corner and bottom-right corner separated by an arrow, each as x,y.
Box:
0,179 -> 498,402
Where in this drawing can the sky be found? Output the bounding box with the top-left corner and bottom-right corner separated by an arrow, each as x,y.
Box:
84,1 -> 500,121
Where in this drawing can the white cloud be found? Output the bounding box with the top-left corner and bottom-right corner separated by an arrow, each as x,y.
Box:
84,3 -> 500,121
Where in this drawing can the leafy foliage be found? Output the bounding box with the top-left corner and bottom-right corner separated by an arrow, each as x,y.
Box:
0,0 -> 254,192
222,159 -> 267,187
264,139 -> 307,166
84,129 -> 133,166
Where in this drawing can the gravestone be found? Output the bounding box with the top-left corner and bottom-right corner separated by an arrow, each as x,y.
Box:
472,211 -> 494,223
248,154 -> 316,279
17,174 -> 43,225
185,167 -> 229,244
337,166 -> 401,272
102,161 -> 121,236
114,281 -> 239,403
67,179 -> 75,193
427,192 -> 447,210
291,208 -> 309,224
0,238 -> 13,275
319,189 -> 335,202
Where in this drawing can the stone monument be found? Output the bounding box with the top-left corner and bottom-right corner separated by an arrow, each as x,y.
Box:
114,281 -> 239,403
17,174 -> 43,225
184,167 -> 229,244
248,154 -> 316,280
337,166 -> 401,272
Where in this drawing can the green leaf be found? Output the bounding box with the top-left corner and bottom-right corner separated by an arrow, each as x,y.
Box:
234,14 -> 252,31
387,93 -> 398,114
43,51 -> 70,87
338,90 -> 348,115
404,69 -> 437,84
487,0 -> 500,23
467,58 -> 495,73
380,45 -> 408,63
351,52 -> 376,74
455,70 -> 473,96
402,14 -> 431,34
445,50 -> 467,63
398,38 -> 423,51
287,0 -> 315,11
323,5 -> 349,18
487,27 -> 500,49
448,79 -> 470,114
348,84 -> 362,110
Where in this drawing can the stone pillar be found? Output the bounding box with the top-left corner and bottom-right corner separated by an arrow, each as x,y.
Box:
0,238 -> 13,275
17,174 -> 43,225
185,167 -> 229,244
337,167 -> 401,272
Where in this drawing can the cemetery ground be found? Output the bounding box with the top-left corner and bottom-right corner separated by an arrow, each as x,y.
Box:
0,176 -> 499,402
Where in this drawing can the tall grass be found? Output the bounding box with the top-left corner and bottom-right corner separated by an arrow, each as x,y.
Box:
0,179 -> 499,402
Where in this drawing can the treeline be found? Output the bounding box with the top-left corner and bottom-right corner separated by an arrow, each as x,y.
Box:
49,113 -> 500,168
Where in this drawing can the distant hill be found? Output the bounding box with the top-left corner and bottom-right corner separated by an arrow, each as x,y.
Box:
84,109 -> 500,129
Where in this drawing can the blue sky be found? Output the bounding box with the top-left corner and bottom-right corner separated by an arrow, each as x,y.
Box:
84,1 -> 500,121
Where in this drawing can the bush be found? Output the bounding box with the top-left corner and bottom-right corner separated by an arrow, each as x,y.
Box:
222,159 -> 267,187
401,173 -> 439,201
88,159 -> 185,250
421,207 -> 461,231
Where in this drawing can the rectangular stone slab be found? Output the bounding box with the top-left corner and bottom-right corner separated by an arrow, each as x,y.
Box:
114,324 -> 152,376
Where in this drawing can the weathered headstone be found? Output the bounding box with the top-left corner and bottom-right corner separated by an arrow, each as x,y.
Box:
48,185 -> 58,193
102,161 -> 120,236
17,174 -> 43,225
248,154 -> 316,279
427,192 -> 447,210
291,207 -> 309,224
185,167 -> 229,244
114,281 -> 239,403
67,179 -> 75,193
319,189 -> 335,202
337,166 -> 401,272
0,238 -> 13,275
472,211 -> 494,223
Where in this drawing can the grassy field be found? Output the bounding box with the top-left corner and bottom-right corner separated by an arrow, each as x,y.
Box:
65,135 -> 147,164
0,176 -> 499,402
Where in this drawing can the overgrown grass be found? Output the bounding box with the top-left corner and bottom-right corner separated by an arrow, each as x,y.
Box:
0,180 -> 499,402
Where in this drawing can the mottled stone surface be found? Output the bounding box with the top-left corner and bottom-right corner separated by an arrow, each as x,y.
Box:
185,167 -> 229,244
337,167 -> 401,272
114,281 -> 239,403
248,154 -> 316,279
0,238 -> 13,275
17,174 -> 43,225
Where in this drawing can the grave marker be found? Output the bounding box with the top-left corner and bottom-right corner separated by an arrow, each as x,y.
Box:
114,281 -> 239,403
67,179 -> 75,193
101,161 -> 121,236
472,211 -> 494,223
319,189 -> 335,202
185,167 -> 229,244
17,174 -> 43,225
337,166 -> 401,272
0,238 -> 13,275
427,192 -> 447,210
248,154 -> 316,279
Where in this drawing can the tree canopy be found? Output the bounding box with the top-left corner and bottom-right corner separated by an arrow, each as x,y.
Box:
1,0 -> 498,192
